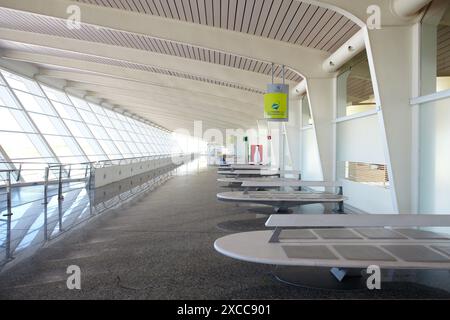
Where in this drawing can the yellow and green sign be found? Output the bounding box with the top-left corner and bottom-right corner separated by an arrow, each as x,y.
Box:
264,92 -> 288,120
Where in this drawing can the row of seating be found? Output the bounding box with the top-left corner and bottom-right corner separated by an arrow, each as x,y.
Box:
213,163 -> 450,288
216,164 -> 345,212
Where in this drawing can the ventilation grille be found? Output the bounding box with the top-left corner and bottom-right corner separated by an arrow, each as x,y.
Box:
341,161 -> 389,188
438,25 -> 450,77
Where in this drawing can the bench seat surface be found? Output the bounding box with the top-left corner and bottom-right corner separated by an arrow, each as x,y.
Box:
217,177 -> 284,183
217,191 -> 345,203
241,180 -> 342,188
214,230 -> 450,269
266,214 -> 450,227
229,165 -> 272,170
217,170 -> 281,176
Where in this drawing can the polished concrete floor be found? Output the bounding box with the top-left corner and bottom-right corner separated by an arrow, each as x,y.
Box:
0,166 -> 176,266
0,166 -> 449,299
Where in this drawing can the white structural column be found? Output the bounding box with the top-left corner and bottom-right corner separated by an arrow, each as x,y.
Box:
279,122 -> 285,173
365,26 -> 414,213
336,71 -> 351,117
285,97 -> 302,171
306,78 -> 336,181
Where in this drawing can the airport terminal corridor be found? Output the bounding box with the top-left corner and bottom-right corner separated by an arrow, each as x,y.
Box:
0,164 -> 449,299
1,0 -> 450,307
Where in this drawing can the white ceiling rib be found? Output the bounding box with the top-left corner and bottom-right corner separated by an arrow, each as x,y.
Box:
0,7 -> 303,83
0,40 -> 265,94
0,1 -> 367,131
75,0 -> 360,52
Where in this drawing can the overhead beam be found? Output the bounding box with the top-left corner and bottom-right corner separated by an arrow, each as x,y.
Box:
0,31 -> 292,90
35,69 -> 259,108
64,82 -> 259,119
0,0 -> 329,78
323,29 -> 366,73
40,72 -> 261,128
313,0 -> 422,25
85,91 -> 256,129
392,0 -> 433,18
0,49 -> 263,103
115,104 -> 243,133
2,51 -> 263,128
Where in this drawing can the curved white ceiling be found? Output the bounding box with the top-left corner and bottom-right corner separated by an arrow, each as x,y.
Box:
74,0 -> 360,52
0,7 -> 303,83
0,0 -> 366,131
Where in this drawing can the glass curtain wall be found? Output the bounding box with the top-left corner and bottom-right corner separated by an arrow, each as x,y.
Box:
0,67 -> 182,182
421,6 -> 450,94
336,51 -> 376,118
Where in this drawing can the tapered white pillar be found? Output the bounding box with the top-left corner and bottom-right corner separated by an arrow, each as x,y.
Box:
365,26 -> 414,213
285,97 -> 302,171
306,78 -> 336,181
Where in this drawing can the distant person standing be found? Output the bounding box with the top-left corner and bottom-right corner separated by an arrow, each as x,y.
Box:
254,145 -> 261,164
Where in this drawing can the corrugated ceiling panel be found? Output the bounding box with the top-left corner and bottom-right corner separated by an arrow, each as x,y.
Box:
74,0 -> 360,52
438,25 -> 450,77
0,40 -> 265,94
0,8 -> 303,84
347,77 -> 374,104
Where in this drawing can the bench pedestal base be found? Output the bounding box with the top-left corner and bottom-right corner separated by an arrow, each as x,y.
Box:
272,266 -> 368,291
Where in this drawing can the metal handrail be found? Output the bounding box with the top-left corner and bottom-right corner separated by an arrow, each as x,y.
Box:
0,161 -> 61,165
1,170 -> 13,261
0,153 -> 193,189
0,154 -> 195,265
0,152 -> 186,174
93,153 -> 180,168
0,153 -> 188,167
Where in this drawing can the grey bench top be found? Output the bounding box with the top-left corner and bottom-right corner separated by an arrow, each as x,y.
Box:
214,230 -> 450,269
217,167 -> 233,171
241,180 -> 342,188
217,177 -> 300,184
218,170 -> 300,176
217,191 -> 345,203
218,164 -> 270,171
265,214 -> 450,228
229,164 -> 272,170
217,170 -> 281,176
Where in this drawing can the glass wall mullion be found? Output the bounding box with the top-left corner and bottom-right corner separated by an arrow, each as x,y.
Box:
0,143 -> 24,182
146,127 -> 159,154
80,100 -> 123,159
1,67 -> 181,169
37,82 -> 90,163
0,71 -> 60,165
91,103 -> 128,159
137,121 -> 157,155
59,96 -> 111,161
108,109 -> 134,157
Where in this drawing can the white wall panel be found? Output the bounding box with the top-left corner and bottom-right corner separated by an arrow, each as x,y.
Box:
336,114 -> 394,213
301,127 -> 322,180
336,114 -> 385,164
419,97 -> 450,213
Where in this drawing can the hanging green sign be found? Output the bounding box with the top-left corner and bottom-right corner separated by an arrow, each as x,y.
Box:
264,83 -> 289,121
264,92 -> 288,120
